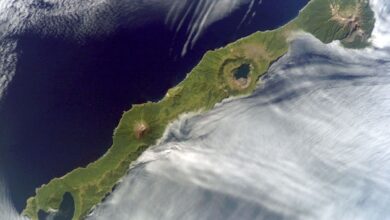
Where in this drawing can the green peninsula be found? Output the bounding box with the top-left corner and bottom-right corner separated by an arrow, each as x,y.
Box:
23,0 -> 375,219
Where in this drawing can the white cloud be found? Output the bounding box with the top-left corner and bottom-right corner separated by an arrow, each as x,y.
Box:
0,182 -> 29,220
166,0 -> 252,56
371,0 -> 390,48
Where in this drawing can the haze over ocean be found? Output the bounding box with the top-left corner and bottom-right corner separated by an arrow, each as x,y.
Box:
0,0 -> 308,215
87,1 -> 390,219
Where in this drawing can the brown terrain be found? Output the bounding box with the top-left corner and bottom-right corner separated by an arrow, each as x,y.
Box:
134,121 -> 149,139
330,1 -> 367,42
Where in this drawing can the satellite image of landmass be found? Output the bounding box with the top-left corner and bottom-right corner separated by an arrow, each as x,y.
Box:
1,0 -> 390,219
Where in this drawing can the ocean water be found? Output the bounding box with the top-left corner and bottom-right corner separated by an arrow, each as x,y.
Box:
86,1 -> 390,220
0,0 -> 308,213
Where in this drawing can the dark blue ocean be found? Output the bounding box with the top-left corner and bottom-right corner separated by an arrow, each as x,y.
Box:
0,0 -> 308,212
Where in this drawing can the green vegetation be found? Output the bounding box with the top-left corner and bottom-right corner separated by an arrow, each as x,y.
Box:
22,0 -> 375,219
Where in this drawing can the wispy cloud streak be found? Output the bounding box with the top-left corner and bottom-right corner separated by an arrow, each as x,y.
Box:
165,0 -> 251,56
0,182 -> 29,220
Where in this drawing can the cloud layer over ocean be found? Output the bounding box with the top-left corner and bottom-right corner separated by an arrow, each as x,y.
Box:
88,38 -> 390,220
1,0 -> 390,219
87,1 -> 390,219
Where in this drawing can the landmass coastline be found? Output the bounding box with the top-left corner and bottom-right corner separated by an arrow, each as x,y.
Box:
23,0 -> 375,219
